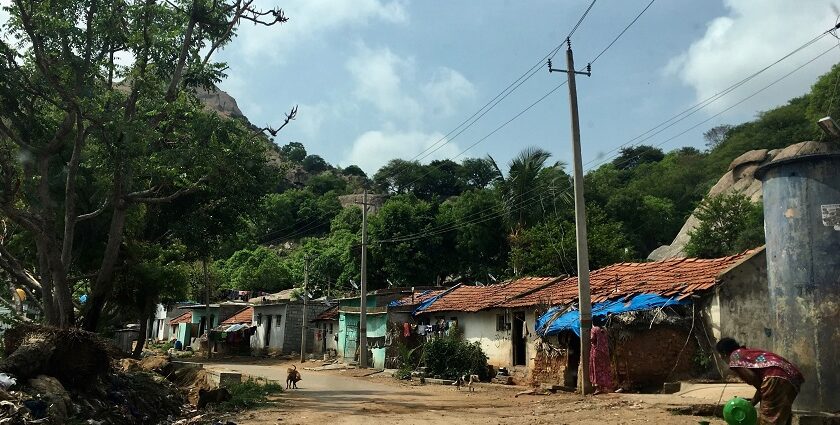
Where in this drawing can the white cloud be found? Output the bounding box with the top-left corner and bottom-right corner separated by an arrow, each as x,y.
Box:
667,0 -> 839,114
346,44 -> 423,121
423,67 -> 476,117
344,129 -> 462,174
233,0 -> 407,64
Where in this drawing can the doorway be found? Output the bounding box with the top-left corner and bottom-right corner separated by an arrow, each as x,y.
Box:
264,315 -> 273,347
561,331 -> 581,388
512,312 -> 527,366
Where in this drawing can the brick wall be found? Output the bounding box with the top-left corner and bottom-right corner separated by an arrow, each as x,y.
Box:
611,326 -> 696,390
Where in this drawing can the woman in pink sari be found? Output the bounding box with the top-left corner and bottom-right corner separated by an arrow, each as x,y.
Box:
589,326 -> 614,394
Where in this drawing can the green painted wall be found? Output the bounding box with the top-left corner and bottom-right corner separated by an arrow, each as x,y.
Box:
337,311 -> 388,369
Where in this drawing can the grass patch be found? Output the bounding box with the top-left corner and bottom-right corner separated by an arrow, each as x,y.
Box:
219,378 -> 284,411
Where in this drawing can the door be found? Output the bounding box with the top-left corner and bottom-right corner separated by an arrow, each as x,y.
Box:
512,312 -> 527,366
264,315 -> 272,347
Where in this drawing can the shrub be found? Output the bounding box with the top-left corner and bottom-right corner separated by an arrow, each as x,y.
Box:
220,379 -> 284,411
422,332 -> 489,381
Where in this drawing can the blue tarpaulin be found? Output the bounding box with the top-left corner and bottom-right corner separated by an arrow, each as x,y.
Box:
536,293 -> 688,337
388,290 -> 432,307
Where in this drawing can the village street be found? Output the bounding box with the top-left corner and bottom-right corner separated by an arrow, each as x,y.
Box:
205,361 -> 738,425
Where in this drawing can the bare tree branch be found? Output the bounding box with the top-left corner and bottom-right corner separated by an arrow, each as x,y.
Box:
240,5 -> 288,26
256,105 -> 298,137
127,175 -> 210,204
77,199 -> 111,221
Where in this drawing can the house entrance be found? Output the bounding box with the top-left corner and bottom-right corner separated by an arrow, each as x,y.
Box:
561,331 -> 581,388
512,312 -> 527,366
264,315 -> 272,347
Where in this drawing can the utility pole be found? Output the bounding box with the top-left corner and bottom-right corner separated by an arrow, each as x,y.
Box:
300,254 -> 310,363
203,258 -> 212,360
356,190 -> 370,369
549,38 -> 593,395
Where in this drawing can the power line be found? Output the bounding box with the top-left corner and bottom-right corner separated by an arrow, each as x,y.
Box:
584,30 -> 830,169
371,37 -> 840,246
589,0 -> 655,65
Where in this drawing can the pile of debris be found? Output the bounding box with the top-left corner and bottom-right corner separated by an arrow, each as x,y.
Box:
0,324 -> 189,424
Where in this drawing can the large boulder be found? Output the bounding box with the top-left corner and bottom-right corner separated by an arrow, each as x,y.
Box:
27,375 -> 71,424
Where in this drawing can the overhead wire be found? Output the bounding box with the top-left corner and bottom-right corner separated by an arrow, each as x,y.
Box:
588,0 -> 655,65
257,2 -> 604,245
372,29 -> 840,246
584,30 -> 831,168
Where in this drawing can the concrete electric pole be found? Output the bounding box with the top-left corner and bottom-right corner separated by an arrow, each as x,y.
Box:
300,254 -> 310,363
356,190 -> 370,369
549,38 -> 593,395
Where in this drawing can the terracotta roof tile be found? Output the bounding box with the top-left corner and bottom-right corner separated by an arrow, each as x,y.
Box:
500,249 -> 761,308
169,311 -> 192,325
420,277 -> 562,313
313,305 -> 339,321
394,289 -> 448,307
221,307 -> 253,325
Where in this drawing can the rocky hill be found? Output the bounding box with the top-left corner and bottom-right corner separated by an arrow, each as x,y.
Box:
648,140 -> 840,260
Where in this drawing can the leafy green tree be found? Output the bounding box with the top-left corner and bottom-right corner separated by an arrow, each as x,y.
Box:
258,189 -> 342,242
342,165 -> 368,178
217,247 -> 294,292
369,195 -> 443,286
509,206 -> 631,276
302,154 -> 329,174
281,142 -> 307,163
436,189 -> 508,281
305,172 -> 348,196
488,147 -> 553,231
0,0 -> 289,329
685,192 -> 765,258
612,145 -> 665,170
460,158 -> 501,189
704,124 -> 734,149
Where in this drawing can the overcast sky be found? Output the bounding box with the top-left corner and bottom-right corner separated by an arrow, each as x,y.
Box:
4,0 -> 839,174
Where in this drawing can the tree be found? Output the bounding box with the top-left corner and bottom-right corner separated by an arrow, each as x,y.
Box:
217,247 -> 294,292
612,145 -> 665,170
685,192 -> 765,258
703,124 -> 733,149
342,165 -> 368,178
0,0 -> 291,329
436,189 -> 508,281
305,172 -> 348,196
488,147 -> 553,231
280,142 -> 307,163
302,154 -> 329,174
460,158 -> 500,189
372,159 -> 425,194
369,195 -> 443,286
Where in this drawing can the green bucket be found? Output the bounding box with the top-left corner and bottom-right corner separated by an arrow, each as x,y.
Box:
722,397 -> 758,425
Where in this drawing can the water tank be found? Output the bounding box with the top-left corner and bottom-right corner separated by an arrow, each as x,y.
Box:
757,152 -> 840,412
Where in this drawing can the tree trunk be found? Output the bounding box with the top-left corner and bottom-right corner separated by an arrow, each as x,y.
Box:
132,311 -> 149,358
82,204 -> 129,331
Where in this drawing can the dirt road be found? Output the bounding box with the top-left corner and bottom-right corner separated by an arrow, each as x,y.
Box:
206,361 -> 726,425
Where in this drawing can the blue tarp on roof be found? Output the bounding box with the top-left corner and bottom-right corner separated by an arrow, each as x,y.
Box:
388,290 -> 432,307
536,293 -> 688,337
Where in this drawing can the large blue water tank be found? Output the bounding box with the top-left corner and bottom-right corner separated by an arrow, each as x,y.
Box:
757,152 -> 840,412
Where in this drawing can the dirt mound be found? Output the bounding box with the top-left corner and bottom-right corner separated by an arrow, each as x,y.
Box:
0,324 -> 111,389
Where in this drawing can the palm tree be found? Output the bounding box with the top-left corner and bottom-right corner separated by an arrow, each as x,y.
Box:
488,147 -> 570,274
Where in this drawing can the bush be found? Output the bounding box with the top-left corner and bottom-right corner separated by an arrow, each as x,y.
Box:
220,379 -> 284,411
421,332 -> 489,381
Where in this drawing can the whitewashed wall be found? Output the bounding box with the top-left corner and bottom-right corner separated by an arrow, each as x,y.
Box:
252,305 -> 288,350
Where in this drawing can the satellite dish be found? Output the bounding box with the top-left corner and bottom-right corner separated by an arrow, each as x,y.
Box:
350,279 -> 359,290
386,279 -> 394,287
488,273 -> 497,282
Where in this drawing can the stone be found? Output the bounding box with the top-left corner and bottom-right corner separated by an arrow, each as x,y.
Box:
27,375 -> 70,423
728,149 -> 768,171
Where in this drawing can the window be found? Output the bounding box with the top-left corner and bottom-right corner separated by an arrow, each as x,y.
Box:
496,314 -> 506,332
275,315 -> 283,327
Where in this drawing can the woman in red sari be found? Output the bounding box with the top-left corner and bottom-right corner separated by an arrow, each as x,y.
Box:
589,326 -> 614,394
716,337 -> 804,425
